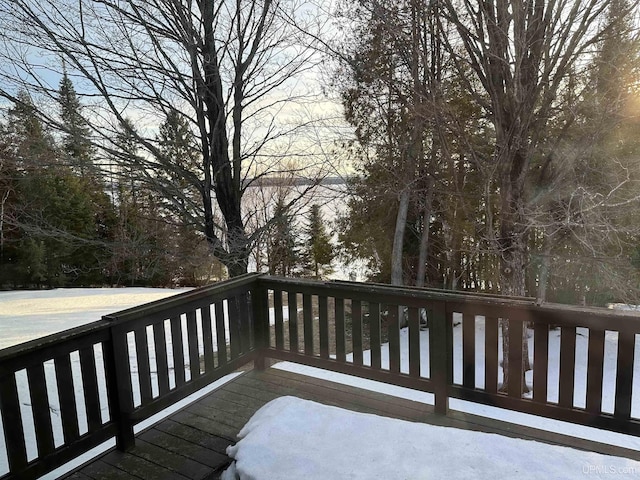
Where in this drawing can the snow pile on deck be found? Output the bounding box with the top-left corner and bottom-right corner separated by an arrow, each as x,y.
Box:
222,396 -> 640,480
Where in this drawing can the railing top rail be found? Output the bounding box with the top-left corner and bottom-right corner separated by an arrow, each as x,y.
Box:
259,275 -> 640,323
104,273 -> 264,323
330,279 -> 535,302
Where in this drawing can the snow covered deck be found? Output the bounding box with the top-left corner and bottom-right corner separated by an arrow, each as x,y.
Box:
64,366 -> 640,479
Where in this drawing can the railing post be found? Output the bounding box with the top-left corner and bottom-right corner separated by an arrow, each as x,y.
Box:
104,316 -> 135,451
252,279 -> 270,371
430,301 -> 449,415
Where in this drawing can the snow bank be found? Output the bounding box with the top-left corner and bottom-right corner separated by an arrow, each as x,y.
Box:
222,396 -> 640,480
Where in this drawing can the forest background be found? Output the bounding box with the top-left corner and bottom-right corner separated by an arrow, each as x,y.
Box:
1,0 -> 640,309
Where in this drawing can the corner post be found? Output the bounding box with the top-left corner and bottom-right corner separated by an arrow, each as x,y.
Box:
251,278 -> 270,371
104,316 -> 135,451
430,301 -> 449,415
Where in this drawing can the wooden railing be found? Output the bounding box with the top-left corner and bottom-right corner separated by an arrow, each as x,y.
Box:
0,273 -> 261,480
258,277 -> 640,434
2,274 -> 640,479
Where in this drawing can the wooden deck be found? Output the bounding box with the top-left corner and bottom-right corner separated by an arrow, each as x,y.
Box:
64,365 -> 640,479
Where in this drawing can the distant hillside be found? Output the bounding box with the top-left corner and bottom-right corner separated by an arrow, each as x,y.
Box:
245,176 -> 350,187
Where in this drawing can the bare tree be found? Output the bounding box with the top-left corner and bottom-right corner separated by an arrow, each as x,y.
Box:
0,0 -> 332,276
440,0 -> 640,388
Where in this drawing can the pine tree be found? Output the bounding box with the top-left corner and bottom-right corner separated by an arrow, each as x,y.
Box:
268,196 -> 299,276
58,70 -> 94,176
0,88 -> 121,287
156,111 -> 219,285
5,91 -> 56,167
0,128 -> 19,284
57,73 -> 118,284
303,204 -> 334,279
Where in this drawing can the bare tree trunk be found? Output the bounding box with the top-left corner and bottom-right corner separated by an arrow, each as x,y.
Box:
391,188 -> 411,286
0,190 -> 8,263
537,233 -> 553,304
499,189 -> 531,392
416,180 -> 433,288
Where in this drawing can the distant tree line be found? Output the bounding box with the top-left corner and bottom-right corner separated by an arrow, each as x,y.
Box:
0,73 -> 336,288
0,74 -> 223,288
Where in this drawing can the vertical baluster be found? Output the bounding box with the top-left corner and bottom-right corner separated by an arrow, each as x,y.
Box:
388,305 -> 400,373
303,294 -> 313,356
558,326 -> 576,408
186,310 -> 200,379
153,322 -> 170,396
251,284 -> 269,370
238,292 -> 251,354
370,303 -> 382,369
27,363 -> 55,457
319,296 -> 329,358
288,292 -> 298,352
585,329 -> 605,414
229,297 -> 241,359
484,317 -> 499,394
408,307 -> 421,378
273,290 -> 284,350
615,331 -> 635,419
351,300 -> 363,366
462,313 -> 476,389
104,330 -> 134,451
533,322 -> 549,403
247,291 -> 256,352
171,316 -> 185,387
79,345 -> 102,432
508,319 -> 524,398
215,302 -> 227,365
431,302 -> 449,415
335,298 -> 346,363
55,353 -> 80,444
0,373 -> 28,472
134,327 -> 152,404
201,307 -> 215,372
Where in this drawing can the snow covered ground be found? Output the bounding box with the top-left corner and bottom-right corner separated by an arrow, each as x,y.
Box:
222,396 -> 640,480
0,287 -> 190,349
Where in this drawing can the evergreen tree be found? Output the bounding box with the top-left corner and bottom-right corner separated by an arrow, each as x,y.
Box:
156,111 -> 218,285
268,195 -> 299,276
0,90 -> 117,287
0,127 -> 19,284
58,69 -> 93,176
5,91 -> 56,167
303,204 -> 334,279
58,73 -> 119,284
107,119 -> 176,286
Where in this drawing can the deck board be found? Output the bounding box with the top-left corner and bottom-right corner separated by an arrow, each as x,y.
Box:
139,428 -> 229,469
67,366 -> 640,479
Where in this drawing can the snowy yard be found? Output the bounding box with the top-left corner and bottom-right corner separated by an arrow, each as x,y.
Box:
0,287 -> 190,350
